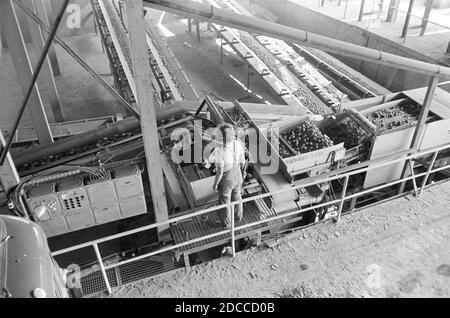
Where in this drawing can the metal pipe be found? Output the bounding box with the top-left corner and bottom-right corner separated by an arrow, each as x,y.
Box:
401,0 -> 415,38
231,205 -> 236,257
12,0 -> 139,118
0,0 -> 69,165
143,0 -> 450,78
408,159 -> 418,195
93,243 -> 112,294
337,175 -> 349,222
419,150 -> 438,194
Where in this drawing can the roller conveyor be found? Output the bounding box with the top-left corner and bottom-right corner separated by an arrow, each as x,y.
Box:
204,0 -> 308,110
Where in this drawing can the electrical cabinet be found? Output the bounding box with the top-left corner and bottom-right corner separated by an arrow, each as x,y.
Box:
25,164 -> 147,237
27,182 -> 68,237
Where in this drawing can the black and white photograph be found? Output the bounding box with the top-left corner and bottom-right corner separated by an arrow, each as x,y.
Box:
0,0 -> 450,302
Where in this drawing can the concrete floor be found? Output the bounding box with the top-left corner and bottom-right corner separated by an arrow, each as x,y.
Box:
290,0 -> 450,64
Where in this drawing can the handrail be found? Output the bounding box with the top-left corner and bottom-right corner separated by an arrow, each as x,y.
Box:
52,141 -> 450,295
52,141 -> 450,256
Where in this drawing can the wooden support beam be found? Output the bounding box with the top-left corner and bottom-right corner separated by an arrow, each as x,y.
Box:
0,0 -> 53,145
27,0 -> 64,122
126,0 -> 169,234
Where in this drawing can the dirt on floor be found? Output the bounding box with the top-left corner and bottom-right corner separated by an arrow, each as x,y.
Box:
106,181 -> 450,298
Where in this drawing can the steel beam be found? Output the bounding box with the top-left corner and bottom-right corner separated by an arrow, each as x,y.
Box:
34,0 -> 61,76
0,0 -> 53,145
411,76 -> 439,149
401,0 -> 415,38
358,0 -> 366,21
126,0 -> 169,234
27,0 -> 64,122
143,0 -> 450,78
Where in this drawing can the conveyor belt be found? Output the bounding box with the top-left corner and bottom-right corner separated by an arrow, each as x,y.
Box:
171,199 -> 280,253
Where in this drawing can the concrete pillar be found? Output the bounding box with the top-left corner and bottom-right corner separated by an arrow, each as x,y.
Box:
401,0 -> 415,38
28,0 -> 64,122
0,0 -> 53,145
126,0 -> 169,235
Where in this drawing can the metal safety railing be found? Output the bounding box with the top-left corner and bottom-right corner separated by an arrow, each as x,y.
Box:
51,141 -> 450,295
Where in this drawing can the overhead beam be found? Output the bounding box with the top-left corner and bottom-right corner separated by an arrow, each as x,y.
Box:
126,0 -> 169,234
143,0 -> 450,79
0,0 -> 53,145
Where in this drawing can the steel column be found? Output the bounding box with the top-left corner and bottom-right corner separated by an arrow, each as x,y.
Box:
41,0 -> 61,75
0,0 -> 53,146
13,0 -> 139,118
386,0 -> 399,22
420,0 -> 433,36
28,0 -> 65,122
196,19 -> 201,41
358,0 -> 366,21
401,0 -> 415,38
143,0 -> 450,78
126,0 -> 169,234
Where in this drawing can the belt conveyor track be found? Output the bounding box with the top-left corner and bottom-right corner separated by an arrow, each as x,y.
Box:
216,0 -> 377,104
93,0 -> 181,105
110,0 -> 184,101
291,45 -> 378,100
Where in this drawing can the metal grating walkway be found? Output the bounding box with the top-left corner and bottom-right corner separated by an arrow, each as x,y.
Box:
80,257 -> 183,297
171,199 -> 280,253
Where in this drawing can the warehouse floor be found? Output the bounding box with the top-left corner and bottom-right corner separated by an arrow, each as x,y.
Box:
106,181 -> 450,298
